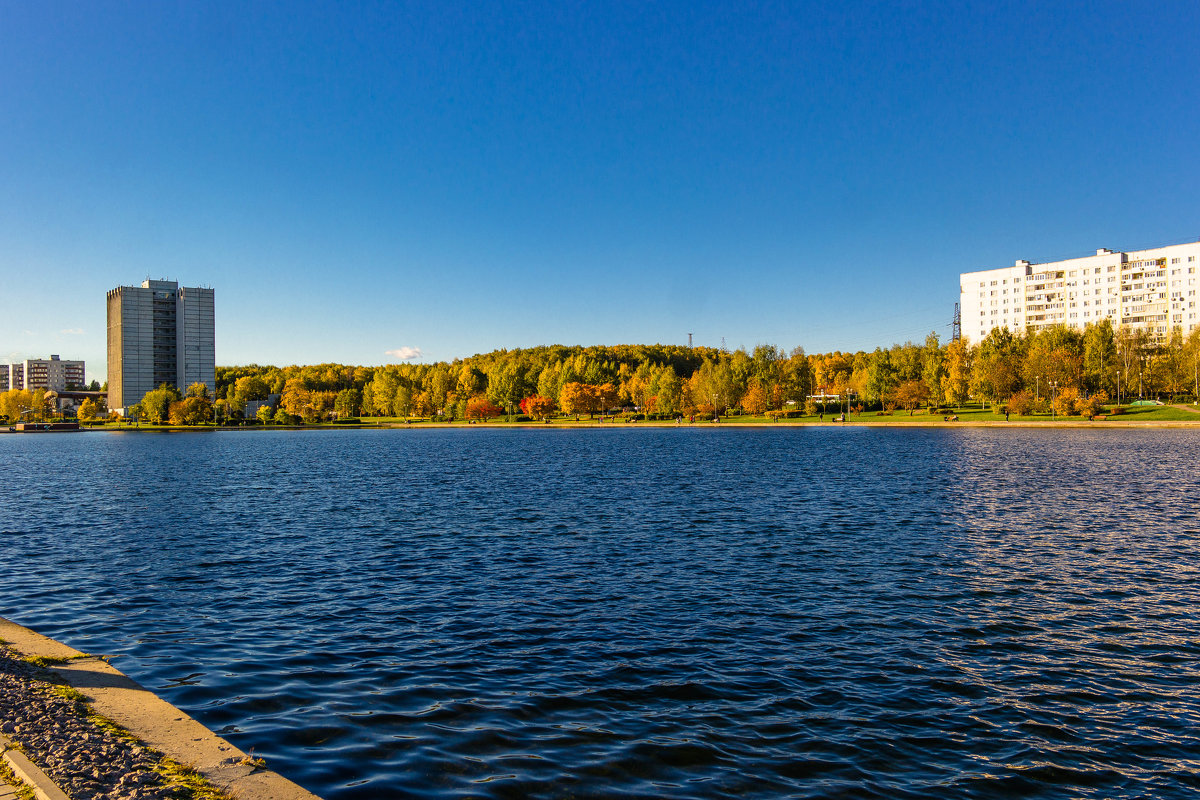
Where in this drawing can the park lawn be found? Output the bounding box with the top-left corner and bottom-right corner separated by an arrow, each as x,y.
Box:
1106,405 -> 1200,422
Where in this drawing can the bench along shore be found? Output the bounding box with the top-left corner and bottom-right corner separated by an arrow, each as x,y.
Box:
0,617 -> 321,800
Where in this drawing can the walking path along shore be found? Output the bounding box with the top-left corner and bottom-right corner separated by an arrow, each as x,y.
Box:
0,617 -> 322,800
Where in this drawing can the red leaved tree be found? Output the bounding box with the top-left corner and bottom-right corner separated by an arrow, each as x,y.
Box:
466,395 -> 503,420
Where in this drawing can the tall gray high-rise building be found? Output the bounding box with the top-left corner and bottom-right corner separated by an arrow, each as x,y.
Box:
106,279 -> 215,412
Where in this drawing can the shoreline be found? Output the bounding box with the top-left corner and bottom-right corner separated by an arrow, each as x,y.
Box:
51,418 -> 1200,432
0,617 -> 320,800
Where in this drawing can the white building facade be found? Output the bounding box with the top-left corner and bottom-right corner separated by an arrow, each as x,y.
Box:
961,240 -> 1200,343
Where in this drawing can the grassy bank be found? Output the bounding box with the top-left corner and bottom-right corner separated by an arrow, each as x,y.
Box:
67,403 -> 1200,431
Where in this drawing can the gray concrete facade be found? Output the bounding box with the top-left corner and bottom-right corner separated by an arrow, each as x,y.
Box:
0,357 -> 84,392
107,279 -> 215,412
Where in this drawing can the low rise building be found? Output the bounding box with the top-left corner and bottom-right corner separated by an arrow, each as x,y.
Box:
45,390 -> 107,417
960,240 -> 1200,343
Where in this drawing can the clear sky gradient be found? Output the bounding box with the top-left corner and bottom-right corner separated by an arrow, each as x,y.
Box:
3,1 -> 1199,381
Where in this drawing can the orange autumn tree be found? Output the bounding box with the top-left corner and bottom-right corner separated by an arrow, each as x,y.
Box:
741,383 -> 769,415
559,382 -> 618,417
559,382 -> 595,417
519,395 -> 556,420
892,380 -> 929,415
168,396 -> 215,425
596,382 -> 619,413
466,395 -> 503,420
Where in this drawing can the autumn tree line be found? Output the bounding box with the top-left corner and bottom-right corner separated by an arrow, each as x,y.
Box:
7,321 -> 1195,425
201,321 -> 1200,424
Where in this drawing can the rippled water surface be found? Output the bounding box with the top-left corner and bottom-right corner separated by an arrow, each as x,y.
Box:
4,427 -> 1200,798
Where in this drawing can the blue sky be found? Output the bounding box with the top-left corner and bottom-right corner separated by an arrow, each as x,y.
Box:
3,1 -> 1198,380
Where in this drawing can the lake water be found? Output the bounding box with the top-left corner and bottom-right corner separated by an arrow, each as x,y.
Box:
3,427 -> 1200,798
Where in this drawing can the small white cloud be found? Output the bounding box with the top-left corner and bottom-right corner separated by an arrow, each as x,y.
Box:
385,346 -> 423,361
60,328 -> 85,335
22,330 -> 35,337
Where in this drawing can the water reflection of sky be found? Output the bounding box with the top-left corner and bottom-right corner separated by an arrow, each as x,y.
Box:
3,428 -> 1200,799
929,430 -> 1200,791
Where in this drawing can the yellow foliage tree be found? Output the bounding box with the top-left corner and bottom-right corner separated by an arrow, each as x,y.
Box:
741,383 -> 768,415
1052,386 -> 1081,417
559,382 -> 595,417
169,396 -> 215,425
77,399 -> 99,421
0,389 -> 50,422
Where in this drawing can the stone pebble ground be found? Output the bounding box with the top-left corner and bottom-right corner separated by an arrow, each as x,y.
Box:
0,647 -> 187,800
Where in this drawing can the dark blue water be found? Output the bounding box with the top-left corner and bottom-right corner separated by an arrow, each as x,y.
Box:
3,428 -> 1200,798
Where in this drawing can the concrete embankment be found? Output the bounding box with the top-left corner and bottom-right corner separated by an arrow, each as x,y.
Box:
0,617 -> 322,800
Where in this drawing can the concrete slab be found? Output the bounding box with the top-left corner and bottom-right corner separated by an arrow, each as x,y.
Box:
1,736 -> 70,800
0,618 -> 322,800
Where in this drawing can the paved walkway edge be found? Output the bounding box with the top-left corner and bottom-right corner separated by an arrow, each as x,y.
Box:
1,732 -> 70,800
0,618 -> 323,800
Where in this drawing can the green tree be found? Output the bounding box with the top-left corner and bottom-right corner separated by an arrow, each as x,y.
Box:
1082,319 -> 1117,396
971,328 -> 1025,406
393,384 -> 413,417
1023,325 -> 1083,394
428,366 -> 453,414
1186,328 -> 1200,400
1159,327 -> 1188,398
334,388 -> 361,418
141,384 -> 182,424
652,366 -> 683,415
691,358 -> 738,414
864,348 -> 898,406
750,345 -> 783,389
921,332 -> 945,407
781,347 -> 812,407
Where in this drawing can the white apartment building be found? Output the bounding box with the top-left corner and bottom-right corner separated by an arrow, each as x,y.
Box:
960,240 -> 1200,343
